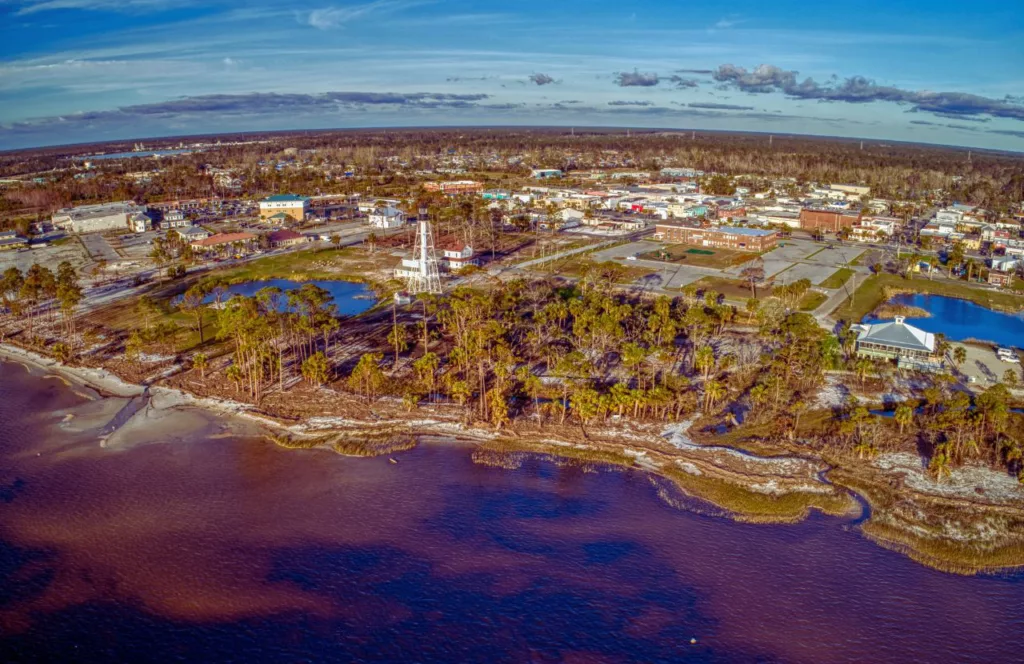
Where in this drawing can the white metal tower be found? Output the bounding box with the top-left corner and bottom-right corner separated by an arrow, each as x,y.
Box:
400,208 -> 442,294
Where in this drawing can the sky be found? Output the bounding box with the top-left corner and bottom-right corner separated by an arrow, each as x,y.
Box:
1,0 -> 1022,151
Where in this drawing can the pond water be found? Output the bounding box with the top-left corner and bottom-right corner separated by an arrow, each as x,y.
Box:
2,364 -> 1024,662
865,293 -> 1024,348
203,279 -> 377,316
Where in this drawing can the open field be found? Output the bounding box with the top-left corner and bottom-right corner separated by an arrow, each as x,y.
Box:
214,245 -> 394,284
638,245 -> 752,269
832,273 -> 1024,322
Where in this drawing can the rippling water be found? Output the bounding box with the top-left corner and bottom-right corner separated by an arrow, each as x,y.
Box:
1,362 -> 1022,663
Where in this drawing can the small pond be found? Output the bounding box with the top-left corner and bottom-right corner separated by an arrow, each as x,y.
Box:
190,279 -> 377,316
864,293 -> 1024,348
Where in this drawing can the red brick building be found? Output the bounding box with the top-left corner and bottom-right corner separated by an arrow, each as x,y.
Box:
655,223 -> 778,252
799,208 -> 860,232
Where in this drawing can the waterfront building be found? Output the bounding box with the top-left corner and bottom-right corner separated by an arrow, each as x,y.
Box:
852,317 -> 942,371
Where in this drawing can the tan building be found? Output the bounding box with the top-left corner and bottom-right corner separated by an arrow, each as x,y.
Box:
655,223 -> 777,252
259,194 -> 308,222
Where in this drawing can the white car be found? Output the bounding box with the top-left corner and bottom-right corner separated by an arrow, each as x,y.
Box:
996,348 -> 1020,363
625,255 -> 638,261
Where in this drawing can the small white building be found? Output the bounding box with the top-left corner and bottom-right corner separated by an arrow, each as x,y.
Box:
368,207 -> 407,229
441,244 -> 477,272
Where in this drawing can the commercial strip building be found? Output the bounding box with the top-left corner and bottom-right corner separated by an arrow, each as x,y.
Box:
852,317 -> 943,372
52,201 -> 148,234
258,194 -> 309,222
654,222 -> 778,252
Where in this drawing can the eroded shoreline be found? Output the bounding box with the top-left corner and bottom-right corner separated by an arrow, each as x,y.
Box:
3,342 -> 1023,576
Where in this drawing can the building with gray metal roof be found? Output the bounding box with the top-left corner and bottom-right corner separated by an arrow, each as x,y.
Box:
852,316 -> 943,371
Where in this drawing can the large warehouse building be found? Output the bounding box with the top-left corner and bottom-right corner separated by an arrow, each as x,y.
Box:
52,201 -> 148,234
654,222 -> 778,252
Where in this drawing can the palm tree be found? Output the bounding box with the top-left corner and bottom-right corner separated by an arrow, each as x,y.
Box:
703,380 -> 725,412
952,345 -> 967,368
894,404 -> 914,434
694,344 -> 715,381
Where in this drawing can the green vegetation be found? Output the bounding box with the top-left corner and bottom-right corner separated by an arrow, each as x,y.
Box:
833,273 -> 1024,322
819,267 -> 854,289
798,291 -> 828,311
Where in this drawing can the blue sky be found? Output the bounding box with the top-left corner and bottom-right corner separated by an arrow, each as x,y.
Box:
1,0 -> 1022,151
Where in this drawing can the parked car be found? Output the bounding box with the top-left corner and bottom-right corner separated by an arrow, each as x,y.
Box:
996,348 -> 1020,363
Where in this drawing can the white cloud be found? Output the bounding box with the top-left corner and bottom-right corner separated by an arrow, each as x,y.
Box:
12,0 -> 196,15
302,0 -> 431,30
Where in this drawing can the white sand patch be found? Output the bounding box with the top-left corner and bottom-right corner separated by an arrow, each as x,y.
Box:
875,452 -> 1024,504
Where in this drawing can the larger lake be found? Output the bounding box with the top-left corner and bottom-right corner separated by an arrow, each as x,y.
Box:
1,364 -> 1023,663
866,293 -> 1024,348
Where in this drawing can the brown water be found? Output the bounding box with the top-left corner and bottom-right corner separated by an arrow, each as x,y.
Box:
1,361 -> 1023,663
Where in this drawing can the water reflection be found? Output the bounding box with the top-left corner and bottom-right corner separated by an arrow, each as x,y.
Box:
1,364 -> 1023,663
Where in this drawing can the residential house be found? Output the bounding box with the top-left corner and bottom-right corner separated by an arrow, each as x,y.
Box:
158,209 -> 190,230
441,244 -> 477,272
368,207 -> 408,229
531,169 -> 564,179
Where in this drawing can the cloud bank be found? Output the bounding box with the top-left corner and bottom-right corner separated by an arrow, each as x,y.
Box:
712,63 -> 1024,122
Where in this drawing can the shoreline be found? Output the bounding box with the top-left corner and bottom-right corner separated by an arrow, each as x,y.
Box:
3,341 -> 1023,576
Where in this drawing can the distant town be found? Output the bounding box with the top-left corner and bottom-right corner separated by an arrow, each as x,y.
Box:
2,128 -> 1024,575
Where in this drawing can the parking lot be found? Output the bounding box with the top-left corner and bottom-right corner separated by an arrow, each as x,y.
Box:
954,342 -> 1022,389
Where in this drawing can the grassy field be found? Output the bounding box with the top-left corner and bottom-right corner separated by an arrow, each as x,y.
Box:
639,245 -> 752,269
819,267 -> 854,289
798,291 -> 828,311
214,246 -> 392,284
832,273 -> 1024,322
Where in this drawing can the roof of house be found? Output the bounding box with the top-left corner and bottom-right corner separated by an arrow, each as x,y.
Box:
266,212 -> 294,220
857,317 -> 935,353
372,207 -> 405,217
191,232 -> 257,247
177,226 -> 210,236
262,194 -> 308,203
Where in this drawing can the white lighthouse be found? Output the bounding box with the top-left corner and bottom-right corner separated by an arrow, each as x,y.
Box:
395,207 -> 442,294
